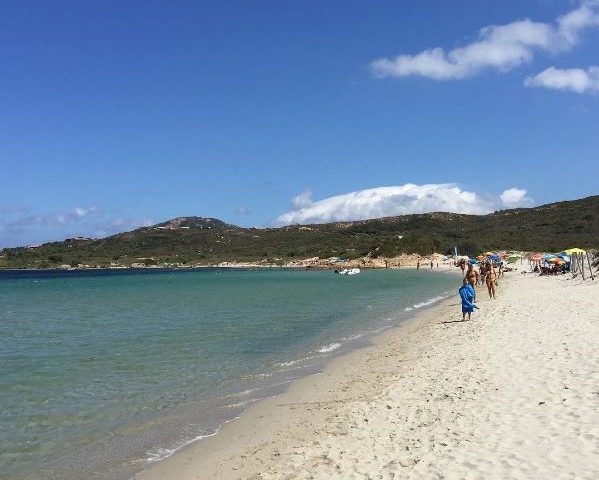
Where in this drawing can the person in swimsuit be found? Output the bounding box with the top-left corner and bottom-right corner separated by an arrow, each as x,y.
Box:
486,261 -> 497,299
479,261 -> 486,285
466,263 -> 479,300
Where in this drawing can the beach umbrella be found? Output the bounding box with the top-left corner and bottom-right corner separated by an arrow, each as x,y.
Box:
489,254 -> 500,262
548,257 -> 564,264
476,255 -> 484,260
556,253 -> 571,262
507,254 -> 521,263
483,252 -> 495,256
544,254 -> 557,260
530,253 -> 544,262
564,247 -> 586,255
469,258 -> 478,265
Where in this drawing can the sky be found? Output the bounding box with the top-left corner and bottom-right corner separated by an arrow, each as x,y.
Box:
1,0 -> 598,247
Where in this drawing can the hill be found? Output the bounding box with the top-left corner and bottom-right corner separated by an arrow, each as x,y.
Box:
1,196 -> 598,269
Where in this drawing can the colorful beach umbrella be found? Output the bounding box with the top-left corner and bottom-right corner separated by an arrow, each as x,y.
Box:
544,254 -> 557,260
507,254 -> 521,263
556,253 -> 571,262
530,253 -> 544,262
564,247 -> 586,255
469,258 -> 478,265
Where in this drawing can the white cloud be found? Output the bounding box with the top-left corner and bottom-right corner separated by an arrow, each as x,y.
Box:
370,1 -> 599,81
276,183 -> 535,225
291,189 -> 313,209
525,65 -> 599,93
557,0 -> 599,44
500,187 -> 533,207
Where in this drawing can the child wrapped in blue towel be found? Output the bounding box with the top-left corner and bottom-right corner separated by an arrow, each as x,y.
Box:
459,278 -> 479,321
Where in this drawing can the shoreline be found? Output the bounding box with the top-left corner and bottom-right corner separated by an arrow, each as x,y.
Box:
0,253 -> 451,272
128,268 -> 461,478
0,264 -> 439,272
0,262 -> 456,275
136,272 -> 599,479
135,278 -> 463,480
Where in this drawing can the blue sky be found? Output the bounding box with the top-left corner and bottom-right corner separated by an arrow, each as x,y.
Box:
1,0 -> 598,247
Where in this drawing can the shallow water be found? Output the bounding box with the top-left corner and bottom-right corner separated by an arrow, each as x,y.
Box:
0,267 -> 458,480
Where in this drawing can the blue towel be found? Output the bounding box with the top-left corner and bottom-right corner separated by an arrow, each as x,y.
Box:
459,284 -> 478,313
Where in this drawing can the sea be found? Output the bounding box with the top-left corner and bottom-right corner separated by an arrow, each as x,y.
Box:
0,267 -> 458,480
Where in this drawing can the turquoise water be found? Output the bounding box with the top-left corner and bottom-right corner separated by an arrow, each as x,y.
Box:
0,268 -> 458,480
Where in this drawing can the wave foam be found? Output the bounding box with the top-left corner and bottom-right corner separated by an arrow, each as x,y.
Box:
145,427 -> 222,464
275,354 -> 321,367
405,293 -> 450,311
318,342 -> 342,353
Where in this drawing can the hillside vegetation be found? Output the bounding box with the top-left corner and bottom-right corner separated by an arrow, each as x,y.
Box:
1,196 -> 598,269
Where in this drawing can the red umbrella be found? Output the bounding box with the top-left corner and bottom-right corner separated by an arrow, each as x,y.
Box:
530,253 -> 544,262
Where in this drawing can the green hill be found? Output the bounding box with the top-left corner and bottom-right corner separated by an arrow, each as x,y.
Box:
2,195 -> 598,269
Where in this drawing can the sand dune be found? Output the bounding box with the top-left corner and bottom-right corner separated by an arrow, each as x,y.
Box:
137,273 -> 599,480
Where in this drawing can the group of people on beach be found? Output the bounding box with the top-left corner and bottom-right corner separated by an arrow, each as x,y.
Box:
416,260 -> 438,270
458,258 -> 503,321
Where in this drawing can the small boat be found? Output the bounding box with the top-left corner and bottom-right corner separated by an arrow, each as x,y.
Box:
335,268 -> 361,275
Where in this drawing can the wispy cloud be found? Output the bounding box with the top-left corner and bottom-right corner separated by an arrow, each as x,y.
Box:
370,1 -> 599,81
0,205 -> 153,248
276,184 -> 533,225
525,65 -> 599,93
235,206 -> 251,215
91,217 -> 154,238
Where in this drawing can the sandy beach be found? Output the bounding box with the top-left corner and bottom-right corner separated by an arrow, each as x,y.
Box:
137,271 -> 599,480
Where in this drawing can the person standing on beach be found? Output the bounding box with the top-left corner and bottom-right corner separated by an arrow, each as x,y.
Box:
466,263 -> 479,300
430,260 -> 434,270
459,278 -> 478,321
486,261 -> 497,299
416,260 -> 420,270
